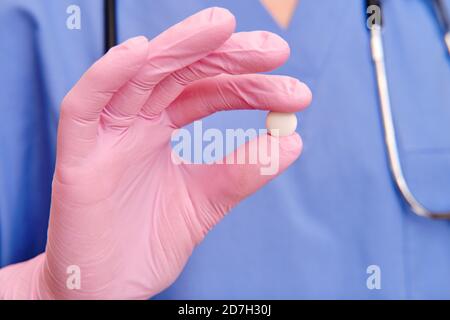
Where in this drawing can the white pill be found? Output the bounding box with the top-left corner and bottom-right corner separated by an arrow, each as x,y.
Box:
265,112 -> 297,137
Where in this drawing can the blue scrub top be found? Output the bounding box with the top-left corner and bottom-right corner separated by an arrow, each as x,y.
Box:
1,0 -> 450,299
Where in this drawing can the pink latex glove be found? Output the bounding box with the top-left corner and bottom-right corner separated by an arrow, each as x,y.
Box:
0,7 -> 311,299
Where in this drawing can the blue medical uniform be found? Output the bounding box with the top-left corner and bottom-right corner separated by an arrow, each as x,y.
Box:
1,0 -> 450,299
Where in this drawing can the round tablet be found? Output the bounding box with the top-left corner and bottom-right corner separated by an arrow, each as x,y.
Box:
265,112 -> 297,137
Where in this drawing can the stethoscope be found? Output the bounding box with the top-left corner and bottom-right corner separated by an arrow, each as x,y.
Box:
103,0 -> 450,219
367,0 -> 450,219
104,0 -> 117,52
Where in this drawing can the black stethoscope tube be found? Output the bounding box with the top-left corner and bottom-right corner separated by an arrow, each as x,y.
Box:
366,0 -> 381,6
104,0 -> 117,53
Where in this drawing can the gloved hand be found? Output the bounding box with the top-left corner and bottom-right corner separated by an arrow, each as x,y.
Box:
0,7 -> 311,299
